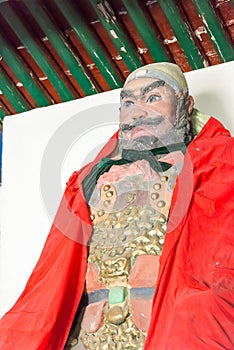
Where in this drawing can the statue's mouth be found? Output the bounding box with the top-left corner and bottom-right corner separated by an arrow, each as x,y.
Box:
131,126 -> 153,139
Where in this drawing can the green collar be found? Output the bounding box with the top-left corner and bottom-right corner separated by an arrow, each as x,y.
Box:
82,141 -> 190,202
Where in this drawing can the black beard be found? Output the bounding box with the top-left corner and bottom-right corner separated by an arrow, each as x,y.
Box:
119,135 -> 161,151
118,117 -> 184,151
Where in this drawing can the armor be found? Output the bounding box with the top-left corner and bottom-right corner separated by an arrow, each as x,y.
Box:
67,163 -> 180,349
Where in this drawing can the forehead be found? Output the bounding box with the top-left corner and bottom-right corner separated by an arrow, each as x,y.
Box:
124,77 -> 157,90
122,77 -> 174,96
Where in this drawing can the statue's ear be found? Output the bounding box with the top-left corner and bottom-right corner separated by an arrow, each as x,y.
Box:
188,96 -> 194,114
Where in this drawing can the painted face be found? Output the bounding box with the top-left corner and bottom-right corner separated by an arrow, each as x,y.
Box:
119,77 -> 182,151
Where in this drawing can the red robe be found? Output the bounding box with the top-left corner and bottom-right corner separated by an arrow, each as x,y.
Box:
0,117 -> 233,349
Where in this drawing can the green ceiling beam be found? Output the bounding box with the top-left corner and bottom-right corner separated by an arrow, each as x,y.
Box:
192,0 -> 234,62
89,0 -> 142,71
0,106 -> 6,120
121,0 -> 169,63
158,0 -> 205,69
56,0 -> 122,89
2,3 -> 74,102
0,34 -> 50,108
23,0 -> 98,96
0,69 -> 28,113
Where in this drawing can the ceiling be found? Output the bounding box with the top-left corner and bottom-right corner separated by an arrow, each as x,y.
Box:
0,0 -> 233,121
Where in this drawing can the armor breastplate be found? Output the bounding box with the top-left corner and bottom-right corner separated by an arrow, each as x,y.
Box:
67,164 -> 179,349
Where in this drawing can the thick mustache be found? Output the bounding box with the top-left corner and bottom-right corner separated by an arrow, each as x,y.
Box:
120,116 -> 164,132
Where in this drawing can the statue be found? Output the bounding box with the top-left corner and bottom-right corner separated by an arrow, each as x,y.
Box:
0,63 -> 233,350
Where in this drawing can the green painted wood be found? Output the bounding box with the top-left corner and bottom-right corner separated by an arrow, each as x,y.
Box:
2,3 -> 74,102
0,69 -> 28,113
23,0 -> 98,96
56,0 -> 122,89
192,0 -> 234,62
121,0 -> 169,62
0,34 -> 50,107
158,0 -> 205,69
89,0 -> 142,71
0,107 -> 5,120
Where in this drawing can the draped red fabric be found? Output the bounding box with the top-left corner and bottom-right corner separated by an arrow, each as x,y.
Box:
145,117 -> 234,349
0,132 -> 119,349
0,118 -> 234,349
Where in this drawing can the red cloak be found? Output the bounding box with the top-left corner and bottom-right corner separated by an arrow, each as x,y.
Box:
0,117 -> 233,349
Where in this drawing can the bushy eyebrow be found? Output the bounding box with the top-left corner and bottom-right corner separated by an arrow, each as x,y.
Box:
142,80 -> 165,95
120,79 -> 165,100
120,90 -> 133,100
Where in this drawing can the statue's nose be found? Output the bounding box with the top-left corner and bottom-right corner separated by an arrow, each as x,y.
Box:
129,105 -> 148,120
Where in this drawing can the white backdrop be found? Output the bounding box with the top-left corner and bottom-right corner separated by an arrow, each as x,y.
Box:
0,61 -> 233,318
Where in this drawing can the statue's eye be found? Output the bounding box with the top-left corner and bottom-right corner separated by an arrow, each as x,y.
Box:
122,100 -> 134,108
147,94 -> 161,103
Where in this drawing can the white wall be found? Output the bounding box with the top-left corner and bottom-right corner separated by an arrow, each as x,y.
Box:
0,61 -> 233,318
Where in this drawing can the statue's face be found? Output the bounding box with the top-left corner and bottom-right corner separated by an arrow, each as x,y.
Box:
119,77 -> 182,151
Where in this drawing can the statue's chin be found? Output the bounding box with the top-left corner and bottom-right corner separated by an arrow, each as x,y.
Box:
119,134 -> 180,151
120,136 -> 160,151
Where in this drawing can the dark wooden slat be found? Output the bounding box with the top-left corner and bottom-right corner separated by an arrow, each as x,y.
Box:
17,47 -> 62,104
145,0 -> 191,71
0,60 -> 38,108
192,0 -> 234,62
179,0 -> 222,66
42,0 -> 108,91
3,2 -> 75,101
0,95 -> 15,116
212,0 -> 234,42
67,29 -> 110,91
110,6 -> 155,64
41,38 -> 81,98
0,13 -> 60,104
91,21 -> 131,79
